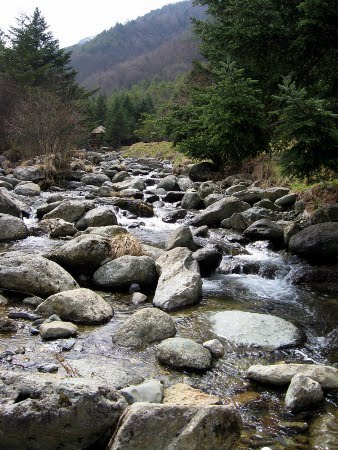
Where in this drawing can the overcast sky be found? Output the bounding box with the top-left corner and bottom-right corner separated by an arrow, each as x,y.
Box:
1,0 -> 183,47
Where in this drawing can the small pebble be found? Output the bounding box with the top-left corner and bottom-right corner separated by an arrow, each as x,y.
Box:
129,283 -> 141,293
38,363 -> 59,373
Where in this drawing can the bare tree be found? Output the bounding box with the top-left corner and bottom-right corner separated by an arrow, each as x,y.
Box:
7,89 -> 85,173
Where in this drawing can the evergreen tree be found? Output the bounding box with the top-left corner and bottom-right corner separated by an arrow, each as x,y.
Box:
164,59 -> 268,165
272,78 -> 338,177
1,8 -> 82,99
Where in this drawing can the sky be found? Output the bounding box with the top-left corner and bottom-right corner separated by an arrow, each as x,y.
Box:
1,0 -> 183,47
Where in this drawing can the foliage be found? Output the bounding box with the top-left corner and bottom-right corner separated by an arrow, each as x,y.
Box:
272,78 -> 338,178
0,8 -> 83,99
0,8 -> 88,165
163,59 -> 269,165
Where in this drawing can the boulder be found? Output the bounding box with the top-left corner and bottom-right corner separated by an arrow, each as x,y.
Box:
188,161 -> 219,182
36,288 -> 113,324
310,204 -> 338,224
13,165 -> 45,181
289,222 -> 338,264
93,255 -> 157,289
0,189 -> 22,217
157,175 -> 179,191
163,383 -> 221,406
14,181 -> 41,196
192,247 -> 222,276
0,251 -> 78,297
109,403 -> 241,450
48,234 -> 111,271
141,244 -> 165,261
221,213 -> 249,231
204,193 -> 224,207
233,188 -> 264,205
198,182 -> 222,199
262,187 -> 290,202
81,173 -> 111,186
0,370 -> 126,450
0,214 -> 28,241
162,209 -> 187,223
243,219 -> 284,247
166,225 -> 198,251
254,198 -> 281,211
119,380 -> 164,405
131,292 -> 147,305
43,200 -> 93,223
112,171 -> 130,183
247,364 -> 338,389
39,320 -> 78,340
275,193 -> 298,207
162,191 -> 185,203
153,247 -> 202,311
212,311 -> 302,351
191,197 -> 250,227
76,206 -> 118,230
82,225 -> 127,239
156,337 -> 211,370
39,219 -> 77,238
285,374 -> 323,412
181,190 -> 203,210
113,308 -> 176,348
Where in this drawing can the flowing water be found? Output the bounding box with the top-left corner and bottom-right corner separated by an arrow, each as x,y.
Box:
0,164 -> 337,449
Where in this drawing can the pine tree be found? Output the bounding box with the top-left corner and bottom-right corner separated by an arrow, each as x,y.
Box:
2,8 -> 81,99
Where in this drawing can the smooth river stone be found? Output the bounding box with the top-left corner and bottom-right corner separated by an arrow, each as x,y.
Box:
211,311 -> 303,351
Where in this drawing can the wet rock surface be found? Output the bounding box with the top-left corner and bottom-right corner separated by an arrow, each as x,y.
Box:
0,152 -> 337,449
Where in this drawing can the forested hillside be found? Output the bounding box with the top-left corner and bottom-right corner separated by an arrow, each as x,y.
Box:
70,1 -> 205,93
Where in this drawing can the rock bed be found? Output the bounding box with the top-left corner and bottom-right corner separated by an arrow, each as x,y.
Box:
0,153 -> 337,449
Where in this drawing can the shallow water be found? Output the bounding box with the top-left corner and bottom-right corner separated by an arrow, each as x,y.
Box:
1,165 -> 337,449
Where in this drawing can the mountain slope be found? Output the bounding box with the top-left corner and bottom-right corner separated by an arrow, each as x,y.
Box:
70,1 -> 205,93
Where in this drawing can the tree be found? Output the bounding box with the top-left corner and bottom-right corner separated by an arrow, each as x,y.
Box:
7,90 -> 85,172
272,78 -> 338,178
163,59 -> 268,165
1,8 -> 82,99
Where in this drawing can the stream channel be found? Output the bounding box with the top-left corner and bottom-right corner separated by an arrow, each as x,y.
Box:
0,156 -> 337,449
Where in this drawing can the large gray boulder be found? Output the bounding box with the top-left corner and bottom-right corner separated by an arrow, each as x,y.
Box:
39,218 -> 77,238
93,255 -> 157,289
247,364 -> 338,389
153,247 -> 202,311
310,204 -> 338,224
109,403 -> 241,450
0,214 -> 28,241
181,191 -> 203,210
0,370 -> 126,450
13,165 -> 45,181
0,251 -> 78,297
289,222 -> 338,264
112,308 -> 176,348
81,172 -> 111,186
285,374 -> 323,412
157,175 -> 179,191
43,200 -> 93,223
37,288 -> 113,324
243,219 -> 284,247
48,234 -> 111,271
14,181 -> 41,196
0,189 -> 22,217
188,161 -> 218,182
211,311 -> 302,351
166,225 -> 198,251
76,206 -> 118,230
156,337 -> 212,371
191,197 -> 250,227
262,187 -> 290,202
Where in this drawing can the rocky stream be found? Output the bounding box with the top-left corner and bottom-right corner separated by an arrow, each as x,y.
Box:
0,151 -> 337,449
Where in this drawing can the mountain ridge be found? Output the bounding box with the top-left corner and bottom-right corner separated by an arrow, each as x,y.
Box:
69,1 -> 205,94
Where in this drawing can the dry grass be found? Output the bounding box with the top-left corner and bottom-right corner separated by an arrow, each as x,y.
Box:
123,141 -> 194,166
110,233 -> 144,259
241,154 -> 288,187
295,181 -> 338,212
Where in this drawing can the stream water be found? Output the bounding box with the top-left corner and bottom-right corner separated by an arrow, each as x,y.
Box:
0,161 -> 337,449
